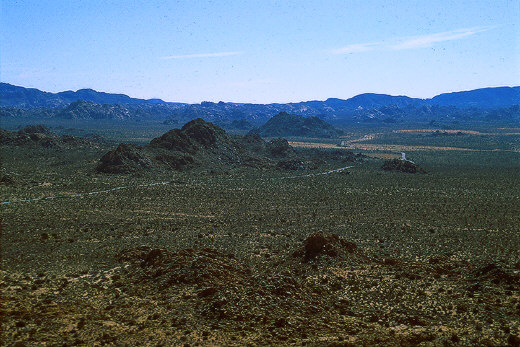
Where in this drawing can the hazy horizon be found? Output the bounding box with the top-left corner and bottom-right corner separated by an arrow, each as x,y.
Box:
2,1 -> 519,103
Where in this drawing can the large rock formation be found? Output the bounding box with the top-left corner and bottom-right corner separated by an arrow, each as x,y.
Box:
250,112 -> 344,138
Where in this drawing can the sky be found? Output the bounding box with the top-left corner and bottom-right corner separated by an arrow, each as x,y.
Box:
1,0 -> 519,103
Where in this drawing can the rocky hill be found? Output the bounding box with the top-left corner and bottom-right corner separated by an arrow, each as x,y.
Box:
250,112 -> 343,138
381,159 -> 427,174
97,119 -> 289,173
97,118 -> 360,174
0,125 -> 106,148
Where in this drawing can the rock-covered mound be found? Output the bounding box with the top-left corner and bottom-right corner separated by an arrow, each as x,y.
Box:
97,118 -> 365,174
97,118 -> 253,173
149,117 -> 231,152
97,118 -> 321,174
239,134 -> 298,158
0,125 -> 104,148
97,143 -> 153,173
382,158 -> 426,173
293,233 -> 359,262
117,246 -> 251,291
250,112 -> 343,138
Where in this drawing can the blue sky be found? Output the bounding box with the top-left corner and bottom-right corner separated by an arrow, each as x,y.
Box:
1,0 -> 519,103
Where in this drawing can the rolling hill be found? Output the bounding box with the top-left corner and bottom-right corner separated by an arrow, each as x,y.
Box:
250,112 -> 344,138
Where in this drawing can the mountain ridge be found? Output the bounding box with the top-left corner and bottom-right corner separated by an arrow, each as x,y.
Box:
0,83 -> 185,108
1,83 -> 519,125
2,82 -> 518,109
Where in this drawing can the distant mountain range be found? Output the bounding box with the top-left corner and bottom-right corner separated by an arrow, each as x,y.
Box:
1,82 -> 519,125
0,83 -> 183,108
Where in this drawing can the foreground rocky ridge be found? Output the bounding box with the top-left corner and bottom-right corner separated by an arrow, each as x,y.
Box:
2,233 -> 519,346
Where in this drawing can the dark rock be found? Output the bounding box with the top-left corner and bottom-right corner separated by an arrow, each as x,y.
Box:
295,233 -> 358,262
154,154 -> 194,170
96,143 -> 152,173
117,247 -> 250,288
149,128 -> 197,153
181,118 -> 227,148
0,174 -> 16,185
198,287 -> 218,297
476,263 -> 520,285
267,138 -> 295,157
381,159 -> 426,174
17,124 -> 54,135
508,334 -> 520,347
240,133 -> 267,153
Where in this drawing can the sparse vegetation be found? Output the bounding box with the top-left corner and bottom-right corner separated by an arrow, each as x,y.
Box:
1,119 -> 519,346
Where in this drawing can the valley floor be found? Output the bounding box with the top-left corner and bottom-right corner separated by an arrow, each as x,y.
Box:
1,124 -> 520,346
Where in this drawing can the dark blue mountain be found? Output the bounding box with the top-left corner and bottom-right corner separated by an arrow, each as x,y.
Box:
1,82 -> 518,123
429,86 -> 520,108
0,83 -> 66,108
0,83 -> 182,108
2,82 -> 518,110
57,88 -> 162,105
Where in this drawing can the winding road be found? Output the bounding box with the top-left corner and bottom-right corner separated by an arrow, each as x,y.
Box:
0,165 -> 354,206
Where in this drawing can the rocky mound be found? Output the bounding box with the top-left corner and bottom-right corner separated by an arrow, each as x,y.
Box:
293,233 -> 359,262
239,133 -> 267,152
266,137 -> 296,157
149,118 -> 232,153
97,119 -> 309,174
117,247 -> 251,291
97,143 -> 153,173
0,125 -> 103,148
239,134 -> 298,158
98,118 -> 365,174
17,124 -> 54,135
474,263 -> 520,285
0,125 -> 59,147
251,112 -> 343,138
98,118 -> 247,173
0,173 -> 16,185
382,158 -> 427,173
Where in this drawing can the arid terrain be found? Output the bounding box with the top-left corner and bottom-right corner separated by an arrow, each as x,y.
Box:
1,122 -> 520,346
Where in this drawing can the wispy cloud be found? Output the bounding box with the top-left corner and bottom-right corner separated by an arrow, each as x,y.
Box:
331,42 -> 381,55
332,26 -> 495,55
160,51 -> 243,59
391,26 -> 494,50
